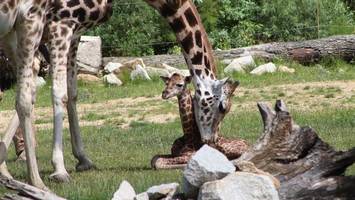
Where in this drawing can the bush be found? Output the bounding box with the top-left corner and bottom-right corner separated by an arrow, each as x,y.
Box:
88,0 -> 354,56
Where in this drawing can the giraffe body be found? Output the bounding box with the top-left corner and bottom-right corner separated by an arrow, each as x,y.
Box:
152,73 -> 248,169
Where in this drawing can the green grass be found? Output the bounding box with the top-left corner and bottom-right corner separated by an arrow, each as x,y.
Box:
0,108 -> 354,199
0,58 -> 354,198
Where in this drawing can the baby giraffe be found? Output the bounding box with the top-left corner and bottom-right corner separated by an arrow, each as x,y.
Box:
152,73 -> 248,169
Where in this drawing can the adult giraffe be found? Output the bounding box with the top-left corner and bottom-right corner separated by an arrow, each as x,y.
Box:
1,0 -> 233,188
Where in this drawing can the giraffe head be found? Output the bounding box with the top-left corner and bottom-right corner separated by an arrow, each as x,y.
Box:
160,73 -> 192,99
193,77 -> 240,143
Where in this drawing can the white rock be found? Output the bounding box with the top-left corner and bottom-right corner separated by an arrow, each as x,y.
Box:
224,55 -> 255,74
146,67 -> 170,77
221,59 -> 232,65
36,76 -> 46,88
233,55 -> 256,67
103,73 -> 123,86
130,64 -> 151,80
134,193 -> 149,200
77,36 -> 102,74
146,183 -> 179,200
112,180 -> 136,200
183,145 -> 235,188
161,63 -> 190,77
278,65 -> 295,73
198,172 -> 280,200
105,62 -> 123,74
224,62 -> 245,74
182,176 -> 200,199
250,62 -> 277,75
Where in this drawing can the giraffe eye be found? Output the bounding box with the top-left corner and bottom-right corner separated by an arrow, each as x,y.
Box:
176,84 -> 183,87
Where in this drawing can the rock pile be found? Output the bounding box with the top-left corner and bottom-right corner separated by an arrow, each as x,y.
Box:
224,56 -> 295,76
112,145 -> 280,200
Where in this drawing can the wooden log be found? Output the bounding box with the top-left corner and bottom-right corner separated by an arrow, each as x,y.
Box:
216,35 -> 355,64
0,175 -> 65,200
233,100 -> 355,200
103,35 -> 355,67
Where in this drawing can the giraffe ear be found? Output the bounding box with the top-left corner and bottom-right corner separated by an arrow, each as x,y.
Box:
185,75 -> 192,84
160,76 -> 170,84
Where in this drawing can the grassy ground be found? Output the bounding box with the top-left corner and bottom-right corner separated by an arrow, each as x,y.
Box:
0,58 -> 354,199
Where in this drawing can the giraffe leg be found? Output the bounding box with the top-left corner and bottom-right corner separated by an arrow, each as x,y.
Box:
215,137 -> 248,160
0,31 -> 18,179
48,21 -> 72,183
15,8 -> 46,189
66,38 -> 94,172
151,154 -> 191,170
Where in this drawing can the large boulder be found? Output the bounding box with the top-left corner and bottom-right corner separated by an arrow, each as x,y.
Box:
112,180 -> 136,200
103,73 -> 123,86
198,172 -> 280,200
104,62 -> 123,74
250,62 -> 277,75
183,145 -> 235,198
224,55 -> 256,74
77,36 -> 102,75
145,66 -> 170,77
36,76 -> 46,88
134,193 -> 149,200
146,183 -> 179,200
130,64 -> 151,80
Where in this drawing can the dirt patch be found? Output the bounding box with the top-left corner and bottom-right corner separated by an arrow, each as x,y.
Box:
0,80 -> 354,133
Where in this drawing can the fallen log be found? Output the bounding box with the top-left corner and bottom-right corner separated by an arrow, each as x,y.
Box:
233,100 -> 355,200
216,35 -> 355,64
0,175 -> 65,200
103,35 -> 355,67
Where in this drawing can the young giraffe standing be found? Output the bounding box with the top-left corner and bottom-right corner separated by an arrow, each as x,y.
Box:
152,73 -> 248,169
2,0 -> 232,187
0,0 -> 48,189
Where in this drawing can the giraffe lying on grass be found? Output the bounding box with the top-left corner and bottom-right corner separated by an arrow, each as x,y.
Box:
152,73 -> 248,169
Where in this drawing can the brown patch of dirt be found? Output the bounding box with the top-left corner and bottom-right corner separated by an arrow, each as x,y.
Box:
0,80 -> 354,133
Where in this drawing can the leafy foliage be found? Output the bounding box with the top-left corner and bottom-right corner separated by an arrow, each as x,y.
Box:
88,0 -> 354,56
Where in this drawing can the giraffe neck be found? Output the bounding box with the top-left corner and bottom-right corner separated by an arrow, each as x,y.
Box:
145,0 -> 216,82
177,89 -> 199,140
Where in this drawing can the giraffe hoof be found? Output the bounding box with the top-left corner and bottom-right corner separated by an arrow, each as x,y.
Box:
49,171 -> 71,183
76,159 -> 95,172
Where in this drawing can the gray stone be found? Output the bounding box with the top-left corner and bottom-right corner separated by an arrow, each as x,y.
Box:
77,36 -> 102,75
183,145 -> 235,188
36,76 -> 46,88
146,183 -> 179,200
134,193 -> 149,200
103,73 -> 123,86
224,55 -> 256,74
112,180 -> 136,200
182,176 -> 200,199
104,62 -> 123,74
130,64 -> 151,80
250,62 -> 277,75
198,172 -> 279,200
146,66 -> 170,77
224,62 -> 245,74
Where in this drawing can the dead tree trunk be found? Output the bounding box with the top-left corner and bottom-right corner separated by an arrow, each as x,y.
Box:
0,175 -> 65,200
234,100 -> 355,200
216,35 -> 355,64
